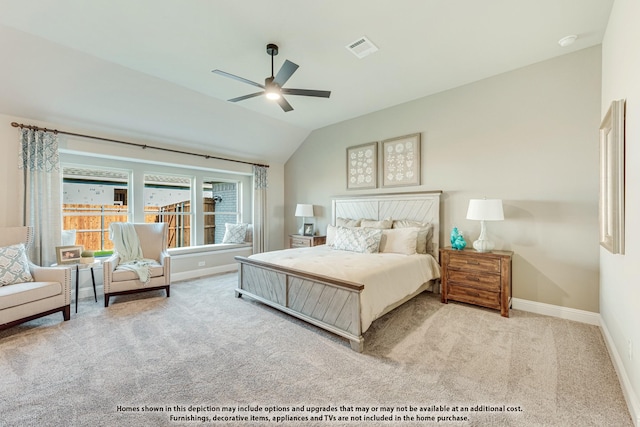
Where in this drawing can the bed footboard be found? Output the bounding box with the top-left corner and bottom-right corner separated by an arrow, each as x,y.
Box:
235,256 -> 365,352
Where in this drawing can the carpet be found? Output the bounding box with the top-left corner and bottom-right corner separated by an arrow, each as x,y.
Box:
0,273 -> 632,426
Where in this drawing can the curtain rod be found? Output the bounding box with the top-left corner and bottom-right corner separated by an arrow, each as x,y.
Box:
10,121 -> 269,169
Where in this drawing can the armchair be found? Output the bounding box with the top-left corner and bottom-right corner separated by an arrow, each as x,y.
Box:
103,223 -> 171,307
0,226 -> 71,330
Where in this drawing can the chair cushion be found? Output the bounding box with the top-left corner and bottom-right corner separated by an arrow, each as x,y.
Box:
0,243 -> 34,286
0,281 -> 62,310
112,264 -> 164,282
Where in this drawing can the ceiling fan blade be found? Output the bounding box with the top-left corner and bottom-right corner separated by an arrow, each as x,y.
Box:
282,88 -> 331,98
212,69 -> 264,89
276,96 -> 294,112
273,60 -> 299,87
228,91 -> 264,102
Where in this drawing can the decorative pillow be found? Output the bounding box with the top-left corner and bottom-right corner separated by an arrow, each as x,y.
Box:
326,224 -> 337,246
333,226 -> 382,254
379,228 -> 419,255
336,217 -> 361,227
392,220 -> 433,254
222,223 -> 249,244
0,243 -> 34,286
360,217 -> 393,229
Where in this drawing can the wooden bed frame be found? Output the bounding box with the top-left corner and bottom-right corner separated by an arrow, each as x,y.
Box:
234,191 -> 442,352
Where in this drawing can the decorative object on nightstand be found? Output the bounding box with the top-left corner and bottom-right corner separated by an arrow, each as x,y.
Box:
289,234 -> 326,248
295,203 -> 314,235
466,198 -> 504,253
450,227 -> 466,250
440,248 -> 513,317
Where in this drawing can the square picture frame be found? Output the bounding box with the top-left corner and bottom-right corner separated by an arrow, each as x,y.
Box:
382,133 -> 421,187
303,223 -> 315,236
56,245 -> 84,265
599,99 -> 625,254
346,141 -> 377,190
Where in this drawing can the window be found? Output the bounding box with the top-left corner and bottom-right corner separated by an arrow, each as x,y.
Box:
144,173 -> 193,248
203,181 -> 240,244
62,166 -> 130,254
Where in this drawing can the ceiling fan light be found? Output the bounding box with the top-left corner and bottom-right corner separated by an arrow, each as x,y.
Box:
265,90 -> 281,100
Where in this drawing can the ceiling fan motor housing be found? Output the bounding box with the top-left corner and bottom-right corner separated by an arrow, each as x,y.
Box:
266,43 -> 278,56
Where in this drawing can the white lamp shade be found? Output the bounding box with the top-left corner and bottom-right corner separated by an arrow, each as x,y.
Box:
466,199 -> 504,221
295,204 -> 314,217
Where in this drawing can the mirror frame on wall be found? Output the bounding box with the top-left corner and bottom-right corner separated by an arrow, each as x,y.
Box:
599,99 -> 625,254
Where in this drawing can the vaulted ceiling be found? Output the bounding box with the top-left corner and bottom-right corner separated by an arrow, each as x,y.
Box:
0,0 -> 613,164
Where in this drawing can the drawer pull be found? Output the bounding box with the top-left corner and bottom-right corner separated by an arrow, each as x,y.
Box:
466,260 -> 480,265
466,276 -> 480,281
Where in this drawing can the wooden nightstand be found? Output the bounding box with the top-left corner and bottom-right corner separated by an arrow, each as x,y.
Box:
289,234 -> 326,248
440,248 -> 513,317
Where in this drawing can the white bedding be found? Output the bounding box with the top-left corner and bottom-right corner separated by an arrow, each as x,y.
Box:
248,245 -> 441,333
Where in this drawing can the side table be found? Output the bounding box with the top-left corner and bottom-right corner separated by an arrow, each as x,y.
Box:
74,261 -> 100,313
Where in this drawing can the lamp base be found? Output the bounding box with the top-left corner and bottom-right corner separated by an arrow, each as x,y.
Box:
473,239 -> 494,253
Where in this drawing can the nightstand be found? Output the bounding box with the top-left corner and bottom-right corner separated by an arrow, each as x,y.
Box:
440,248 -> 513,317
289,234 -> 326,248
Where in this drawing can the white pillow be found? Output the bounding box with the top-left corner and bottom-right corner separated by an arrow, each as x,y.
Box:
326,224 -> 337,246
379,228 -> 419,255
333,226 -> 382,254
336,217 -> 361,227
360,218 -> 393,229
222,223 -> 249,244
0,243 -> 34,286
392,220 -> 433,254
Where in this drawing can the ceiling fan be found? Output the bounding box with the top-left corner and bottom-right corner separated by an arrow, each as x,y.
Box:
212,43 -> 331,112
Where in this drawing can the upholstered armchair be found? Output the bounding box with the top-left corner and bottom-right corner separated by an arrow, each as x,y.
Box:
0,226 -> 71,330
103,222 -> 171,307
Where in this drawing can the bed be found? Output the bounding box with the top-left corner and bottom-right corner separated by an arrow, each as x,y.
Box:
234,192 -> 442,352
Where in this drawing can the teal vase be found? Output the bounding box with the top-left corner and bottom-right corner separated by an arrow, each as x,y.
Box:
450,227 -> 466,250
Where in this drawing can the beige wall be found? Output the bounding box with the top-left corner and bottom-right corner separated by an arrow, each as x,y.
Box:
601,0 -> 640,419
285,47 -> 601,313
0,112 -> 285,251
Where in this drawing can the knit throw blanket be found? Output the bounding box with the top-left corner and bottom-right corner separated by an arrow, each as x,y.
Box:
109,223 -> 158,284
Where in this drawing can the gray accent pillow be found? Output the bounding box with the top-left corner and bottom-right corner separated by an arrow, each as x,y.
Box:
0,243 -> 34,286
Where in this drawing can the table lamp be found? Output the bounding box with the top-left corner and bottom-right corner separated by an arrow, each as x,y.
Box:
295,203 -> 314,235
466,199 -> 504,252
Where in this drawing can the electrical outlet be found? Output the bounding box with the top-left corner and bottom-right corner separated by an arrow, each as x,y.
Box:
629,339 -> 633,361
198,261 -> 206,267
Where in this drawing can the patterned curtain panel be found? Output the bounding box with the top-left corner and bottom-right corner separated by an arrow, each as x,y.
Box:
18,128 -> 61,266
252,165 -> 268,254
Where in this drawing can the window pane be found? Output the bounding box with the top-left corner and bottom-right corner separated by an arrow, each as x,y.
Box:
203,181 -> 239,244
145,173 -> 192,248
62,167 -> 130,253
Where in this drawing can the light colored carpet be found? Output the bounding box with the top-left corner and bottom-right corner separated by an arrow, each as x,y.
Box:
0,273 -> 632,426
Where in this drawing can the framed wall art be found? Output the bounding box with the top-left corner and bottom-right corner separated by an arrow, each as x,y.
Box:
382,133 -> 421,187
599,99 -> 625,255
346,142 -> 377,190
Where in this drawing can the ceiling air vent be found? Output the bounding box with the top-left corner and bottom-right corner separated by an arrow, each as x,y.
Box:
346,36 -> 378,59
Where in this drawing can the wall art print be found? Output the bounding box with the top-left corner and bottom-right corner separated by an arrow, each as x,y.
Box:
382,133 -> 421,187
346,141 -> 377,190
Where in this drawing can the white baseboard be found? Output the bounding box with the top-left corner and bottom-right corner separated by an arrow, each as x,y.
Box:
600,319 -> 640,427
511,298 -> 600,325
171,263 -> 238,282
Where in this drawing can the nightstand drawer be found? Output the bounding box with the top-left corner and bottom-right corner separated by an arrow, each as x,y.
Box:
290,237 -> 310,248
448,270 -> 501,292
448,284 -> 500,310
448,252 -> 500,274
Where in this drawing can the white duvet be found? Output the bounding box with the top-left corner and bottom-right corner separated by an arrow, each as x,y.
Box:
248,245 -> 441,333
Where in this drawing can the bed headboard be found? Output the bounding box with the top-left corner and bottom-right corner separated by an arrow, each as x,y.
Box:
331,191 -> 442,260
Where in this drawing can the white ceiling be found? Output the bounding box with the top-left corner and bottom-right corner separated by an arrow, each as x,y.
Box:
0,0 -> 613,164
